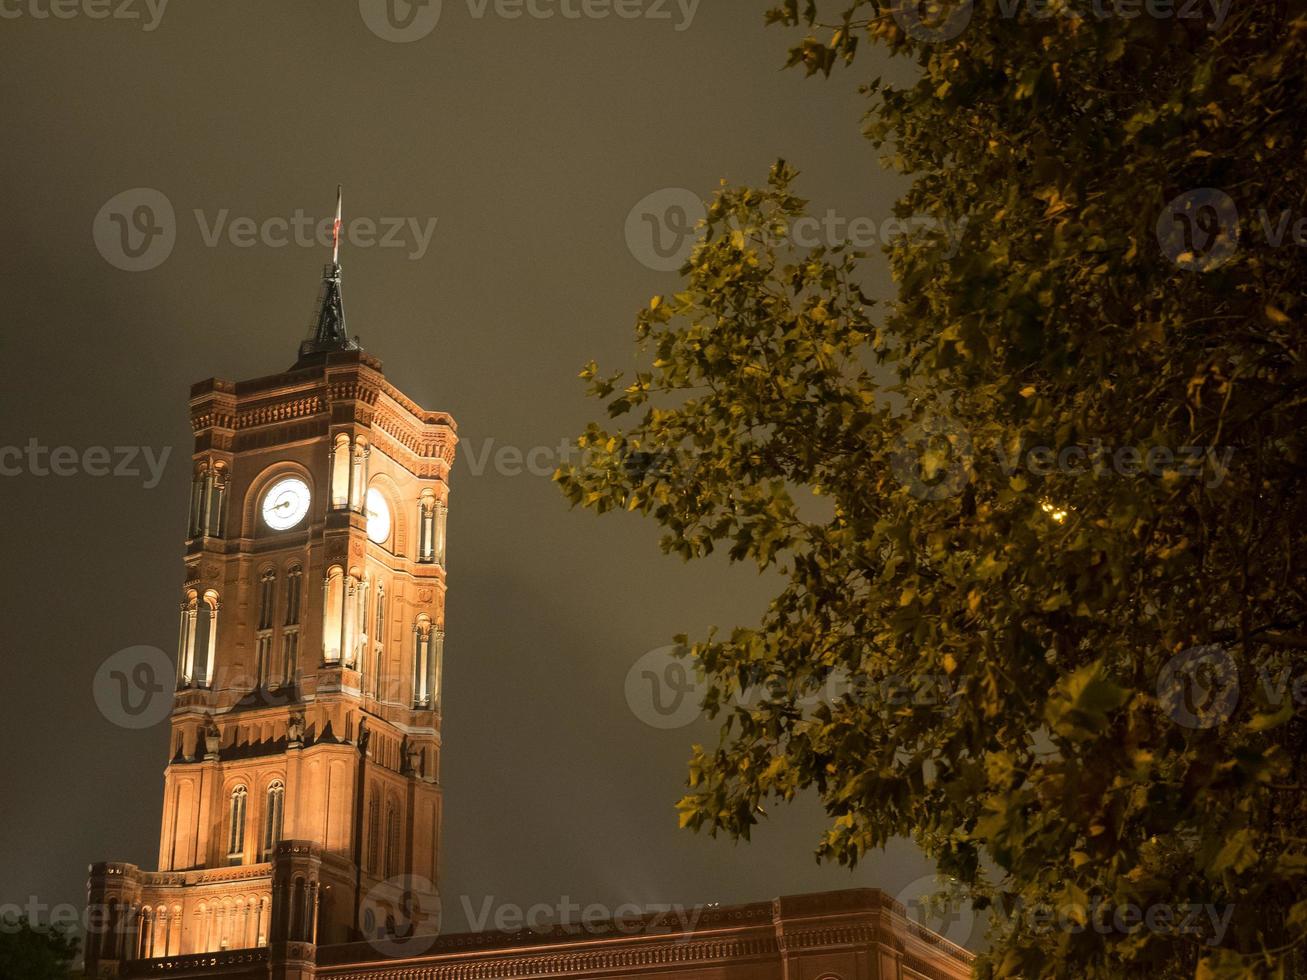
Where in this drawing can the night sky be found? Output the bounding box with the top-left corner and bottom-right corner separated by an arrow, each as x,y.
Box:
0,0 -> 945,941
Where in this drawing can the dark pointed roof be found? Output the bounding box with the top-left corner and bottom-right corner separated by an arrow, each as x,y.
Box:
295,262 -> 361,368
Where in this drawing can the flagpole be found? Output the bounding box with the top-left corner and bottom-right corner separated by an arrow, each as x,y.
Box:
332,185 -> 343,266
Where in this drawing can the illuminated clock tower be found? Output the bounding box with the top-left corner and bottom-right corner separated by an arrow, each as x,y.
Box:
84,252 -> 457,978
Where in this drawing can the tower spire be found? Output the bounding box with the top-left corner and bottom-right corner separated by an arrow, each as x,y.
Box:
295,186 -> 360,367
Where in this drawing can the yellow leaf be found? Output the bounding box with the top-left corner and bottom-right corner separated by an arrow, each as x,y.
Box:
1265,304 -> 1291,326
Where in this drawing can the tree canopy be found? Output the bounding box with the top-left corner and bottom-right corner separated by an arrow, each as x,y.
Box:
0,913 -> 79,980
558,1 -> 1307,977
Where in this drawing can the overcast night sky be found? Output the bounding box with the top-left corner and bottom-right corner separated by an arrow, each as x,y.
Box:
0,0 -> 942,939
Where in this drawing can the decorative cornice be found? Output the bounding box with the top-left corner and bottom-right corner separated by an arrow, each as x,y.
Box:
320,934 -> 778,980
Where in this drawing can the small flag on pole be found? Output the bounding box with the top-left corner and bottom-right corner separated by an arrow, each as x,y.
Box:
332,185 -> 343,265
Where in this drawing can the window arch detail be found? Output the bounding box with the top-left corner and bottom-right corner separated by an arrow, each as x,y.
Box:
262,781 -> 285,858
227,785 -> 248,864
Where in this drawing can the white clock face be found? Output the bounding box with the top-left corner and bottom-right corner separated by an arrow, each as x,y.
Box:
262,477 -> 311,531
365,487 -> 391,544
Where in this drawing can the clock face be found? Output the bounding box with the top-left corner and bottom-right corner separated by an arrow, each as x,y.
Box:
365,487 -> 391,545
262,477 -> 311,531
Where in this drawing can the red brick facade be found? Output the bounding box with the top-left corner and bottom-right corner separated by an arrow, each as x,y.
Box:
83,272 -> 975,980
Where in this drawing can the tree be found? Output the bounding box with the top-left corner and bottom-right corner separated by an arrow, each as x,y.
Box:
557,2 -> 1307,976
0,913 -> 79,980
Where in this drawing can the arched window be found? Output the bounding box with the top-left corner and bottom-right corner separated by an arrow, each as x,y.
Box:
262,781 -> 284,858
417,492 -> 437,563
257,570 -> 277,631
432,628 -> 445,711
176,591 -> 199,688
323,567 -> 344,664
367,797 -> 381,874
227,786 -> 248,864
281,565 -> 302,685
371,586 -> 386,700
255,570 -> 276,687
412,616 -> 433,708
330,434 -> 351,510
189,461 -> 229,538
284,565 -> 303,627
385,804 -> 400,879
350,438 -> 370,513
356,576 -> 371,679
344,573 -> 366,670
188,464 -> 207,538
137,907 -> 153,959
194,591 -> 220,689
433,498 -> 448,566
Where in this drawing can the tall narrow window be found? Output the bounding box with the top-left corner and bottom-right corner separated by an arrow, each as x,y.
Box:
412,617 -> 433,708
188,466 -> 207,538
434,500 -> 448,566
262,781 -> 284,858
417,492 -> 436,563
372,587 -> 386,700
227,786 -> 248,864
342,574 -> 359,669
330,434 -> 351,510
189,463 -> 229,538
176,592 -> 199,688
281,566 -> 302,686
255,571 -> 276,687
349,438 -> 370,513
356,577 -> 370,681
207,465 -> 228,538
322,568 -> 344,664
367,797 -> 381,873
194,592 -> 220,688
257,570 -> 277,631
281,630 -> 299,687
384,805 -> 400,879
284,566 -> 303,627
432,628 -> 445,711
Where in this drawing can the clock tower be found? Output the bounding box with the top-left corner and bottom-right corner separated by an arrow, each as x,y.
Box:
84,250 -> 457,978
